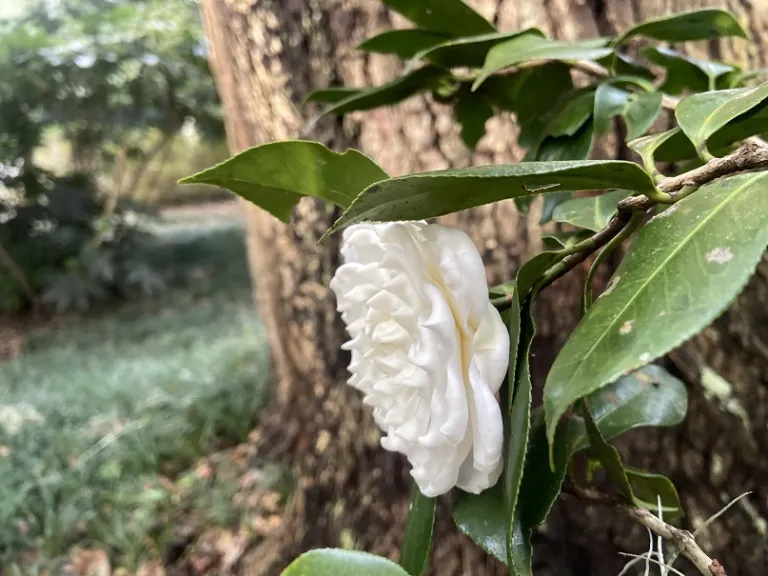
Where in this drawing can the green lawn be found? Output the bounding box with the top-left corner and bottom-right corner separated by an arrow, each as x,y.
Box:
0,210 -> 271,572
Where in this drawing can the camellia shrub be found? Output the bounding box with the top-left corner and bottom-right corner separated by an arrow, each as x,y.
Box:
185,2 -> 768,575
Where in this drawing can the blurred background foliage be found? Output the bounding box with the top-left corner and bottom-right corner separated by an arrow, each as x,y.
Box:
0,2 -> 278,574
0,0 -> 229,314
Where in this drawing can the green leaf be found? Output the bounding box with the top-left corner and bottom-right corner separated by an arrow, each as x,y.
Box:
600,75 -> 656,93
616,8 -> 747,44
505,283 -> 522,409
505,300 -> 534,569
180,141 -> 388,223
538,120 -> 595,159
305,87 -> 360,105
540,193 -> 573,225
315,66 -> 447,118
544,171 -> 768,452
545,91 -> 595,139
628,128 -> 682,173
454,86 -> 493,149
624,92 -> 663,140
481,63 -> 573,149
552,189 -> 628,232
281,549 -> 410,576
382,0 -> 494,37
593,85 -> 629,136
358,29 -> 449,59
598,53 -> 655,80
512,411 -> 569,576
643,46 -> 737,95
583,412 -> 682,514
676,82 -> 768,157
473,36 -> 613,90
566,365 -> 688,454
593,85 -> 661,140
328,160 -> 656,234
534,120 -> 596,223
413,29 -> 544,69
399,484 -> 436,576
453,484 -> 507,564
626,467 -> 683,516
582,403 -> 636,500
653,102 -> 768,163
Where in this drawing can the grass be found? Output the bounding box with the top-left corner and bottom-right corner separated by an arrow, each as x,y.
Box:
0,208 -> 271,572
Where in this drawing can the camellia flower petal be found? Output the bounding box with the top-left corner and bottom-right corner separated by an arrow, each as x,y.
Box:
330,221 -> 509,497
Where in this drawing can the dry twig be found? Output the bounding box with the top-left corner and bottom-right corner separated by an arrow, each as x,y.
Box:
564,483 -> 728,576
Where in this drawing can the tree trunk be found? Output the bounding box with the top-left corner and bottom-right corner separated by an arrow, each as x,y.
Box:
199,1 -> 768,574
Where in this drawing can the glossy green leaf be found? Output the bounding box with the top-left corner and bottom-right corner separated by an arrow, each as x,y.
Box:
593,85 -> 661,140
180,141 -> 388,223
399,484 -> 435,576
413,29 -> 544,69
643,46 -> 737,95
453,484 -> 507,564
626,467 -> 683,516
473,36 -> 612,90
538,119 -> 595,160
511,411 -> 569,576
540,193 -> 573,225
505,283 -> 522,409
654,102 -> 768,163
616,8 -> 747,44
481,63 -> 573,149
583,404 -> 635,500
315,66 -> 447,118
593,85 -> 629,136
545,171 -> 768,452
534,120 -> 595,223
552,189 -> 628,232
357,29 -> 449,59
505,300 -> 534,569
454,86 -> 493,149
545,91 -> 595,138
583,414 -> 682,514
382,0 -> 494,37
281,549 -> 410,576
305,87 -> 360,105
598,74 -> 656,93
628,128 -> 682,173
328,160 -> 656,234
676,82 -> 768,157
625,92 -> 663,140
598,53 -> 655,80
566,365 -> 688,454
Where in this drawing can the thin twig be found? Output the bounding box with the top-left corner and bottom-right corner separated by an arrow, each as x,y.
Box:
618,553 -> 688,576
565,484 -> 727,576
665,492 -> 752,570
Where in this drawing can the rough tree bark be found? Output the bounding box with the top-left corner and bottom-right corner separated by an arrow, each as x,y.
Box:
199,0 -> 768,574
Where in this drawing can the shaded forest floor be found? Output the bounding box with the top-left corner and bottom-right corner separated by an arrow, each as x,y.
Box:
0,203 -> 288,575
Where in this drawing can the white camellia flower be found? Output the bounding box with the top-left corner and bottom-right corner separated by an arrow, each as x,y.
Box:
330,221 -> 509,497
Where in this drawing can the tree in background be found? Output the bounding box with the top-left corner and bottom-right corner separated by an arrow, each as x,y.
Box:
198,1 -> 768,575
0,0 -> 223,312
